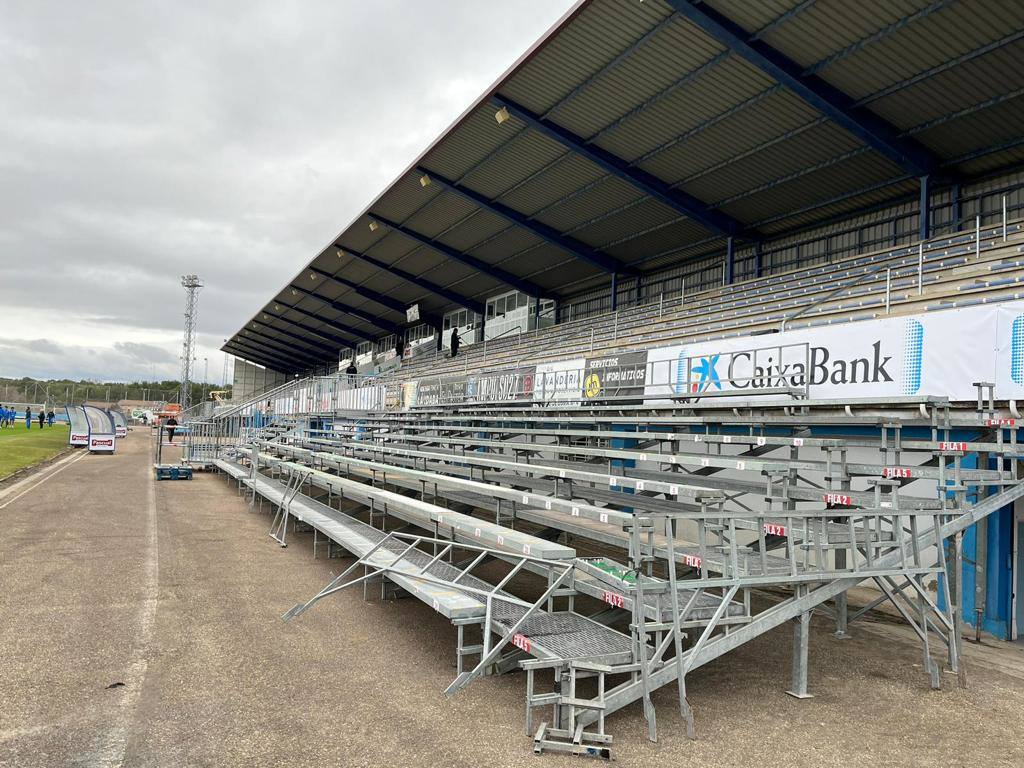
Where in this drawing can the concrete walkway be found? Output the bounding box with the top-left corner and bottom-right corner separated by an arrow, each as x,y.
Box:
2,430 -> 1024,767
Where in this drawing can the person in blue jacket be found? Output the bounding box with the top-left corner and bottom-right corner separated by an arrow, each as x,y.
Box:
25,407 -> 32,429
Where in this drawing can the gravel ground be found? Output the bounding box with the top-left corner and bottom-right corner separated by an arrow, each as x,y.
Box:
2,430 -> 1024,767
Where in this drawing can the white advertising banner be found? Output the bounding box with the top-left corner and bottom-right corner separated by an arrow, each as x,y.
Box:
535,358 -> 585,402
404,303 -> 1024,408
645,302 -> 1024,403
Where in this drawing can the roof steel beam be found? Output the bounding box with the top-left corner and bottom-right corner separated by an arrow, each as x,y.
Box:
240,324 -> 333,360
308,266 -> 442,328
306,267 -> 409,317
336,245 -> 485,316
227,340 -> 310,372
288,284 -> 404,335
369,213 -> 551,299
416,166 -> 637,277
490,94 -> 744,237
262,309 -> 363,348
266,299 -> 371,344
241,325 -> 337,368
666,0 -> 943,179
231,342 -> 307,372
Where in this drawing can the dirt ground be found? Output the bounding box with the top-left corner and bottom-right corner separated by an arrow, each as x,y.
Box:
2,429 -> 1024,768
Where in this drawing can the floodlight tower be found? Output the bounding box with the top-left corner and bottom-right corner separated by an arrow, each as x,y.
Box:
179,274 -> 204,410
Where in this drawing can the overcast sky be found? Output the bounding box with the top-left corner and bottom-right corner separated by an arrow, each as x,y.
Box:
0,0 -> 575,383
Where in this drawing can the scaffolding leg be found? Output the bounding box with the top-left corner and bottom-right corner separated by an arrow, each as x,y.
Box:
786,610 -> 813,699
833,551 -> 850,639
917,577 -> 942,691
951,531 -> 968,688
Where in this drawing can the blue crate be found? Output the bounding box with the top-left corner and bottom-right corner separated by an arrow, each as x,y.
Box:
154,465 -> 193,481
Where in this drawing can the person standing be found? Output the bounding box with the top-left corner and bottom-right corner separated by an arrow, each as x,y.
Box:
166,416 -> 178,444
450,327 -> 460,358
38,409 -> 45,429
47,410 -> 55,427
25,407 -> 32,429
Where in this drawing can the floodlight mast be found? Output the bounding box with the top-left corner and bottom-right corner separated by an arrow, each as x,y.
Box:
179,274 -> 204,410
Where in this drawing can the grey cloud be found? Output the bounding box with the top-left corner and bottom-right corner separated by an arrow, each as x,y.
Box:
112,341 -> 178,365
0,338 -> 181,382
0,0 -> 574,378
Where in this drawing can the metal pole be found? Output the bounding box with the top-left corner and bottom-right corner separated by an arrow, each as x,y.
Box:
681,277 -> 686,309
885,268 -> 892,314
918,175 -> 930,241
1003,195 -> 1008,241
917,243 -> 924,295
975,214 -> 981,259
724,235 -> 734,285
590,328 -> 594,356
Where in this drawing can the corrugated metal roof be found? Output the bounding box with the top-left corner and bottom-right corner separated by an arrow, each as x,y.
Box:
226,0 -> 1024,372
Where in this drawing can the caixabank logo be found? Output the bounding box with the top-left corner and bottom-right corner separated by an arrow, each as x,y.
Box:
674,338 -> 906,394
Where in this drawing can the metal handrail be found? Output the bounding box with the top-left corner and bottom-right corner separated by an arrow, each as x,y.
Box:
780,206 -> 1015,332
779,254 -> 913,332
480,324 -> 523,360
213,376 -> 307,421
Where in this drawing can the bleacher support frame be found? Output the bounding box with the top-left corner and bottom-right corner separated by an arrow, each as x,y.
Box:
198,219 -> 1024,756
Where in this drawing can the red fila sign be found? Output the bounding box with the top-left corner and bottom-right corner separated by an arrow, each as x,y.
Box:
824,493 -> 852,506
601,590 -> 626,609
682,554 -> 702,568
882,467 -> 913,479
985,418 -> 1016,427
763,523 -> 787,537
512,633 -> 531,653
938,441 -> 968,451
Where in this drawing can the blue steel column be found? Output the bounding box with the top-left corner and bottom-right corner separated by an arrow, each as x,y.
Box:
610,272 -> 619,311
919,175 -> 931,241
952,182 -> 962,231
754,241 -> 763,279
724,236 -> 735,285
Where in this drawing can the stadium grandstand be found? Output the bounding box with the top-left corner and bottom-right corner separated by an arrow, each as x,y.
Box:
205,0 -> 1024,756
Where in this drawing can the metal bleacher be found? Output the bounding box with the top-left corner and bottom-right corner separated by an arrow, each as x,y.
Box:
390,220 -> 1024,386
196,219 -> 1024,757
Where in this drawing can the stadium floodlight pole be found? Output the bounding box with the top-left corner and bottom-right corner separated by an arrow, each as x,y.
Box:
179,274 -> 204,411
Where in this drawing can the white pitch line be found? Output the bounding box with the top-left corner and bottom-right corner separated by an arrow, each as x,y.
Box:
0,451 -> 87,510
94,457 -> 160,767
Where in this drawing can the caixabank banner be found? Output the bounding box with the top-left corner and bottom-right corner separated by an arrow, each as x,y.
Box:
404,303 -> 1024,408
645,302 -> 1024,402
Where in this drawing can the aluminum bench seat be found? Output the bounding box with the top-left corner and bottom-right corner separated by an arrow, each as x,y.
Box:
241,468 -> 486,620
